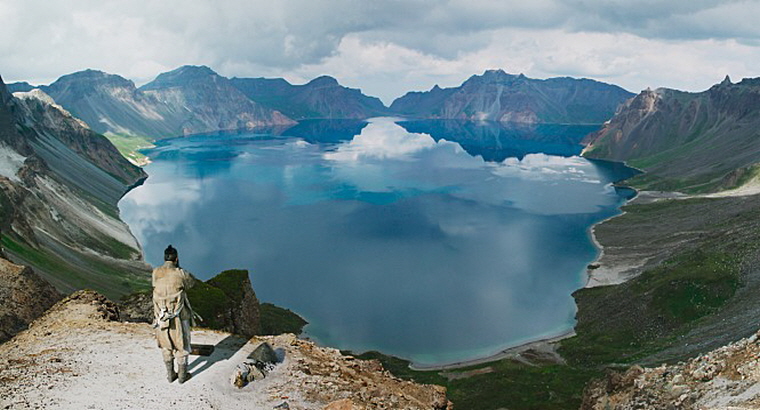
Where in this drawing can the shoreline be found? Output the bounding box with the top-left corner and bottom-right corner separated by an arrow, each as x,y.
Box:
410,329 -> 574,371
583,207 -> 637,288
415,175 -> 642,372
123,150 -> 642,373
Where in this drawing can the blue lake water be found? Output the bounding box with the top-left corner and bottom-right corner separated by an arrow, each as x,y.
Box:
119,118 -> 637,367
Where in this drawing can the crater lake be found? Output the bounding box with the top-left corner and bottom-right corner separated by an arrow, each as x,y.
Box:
119,118 -> 637,367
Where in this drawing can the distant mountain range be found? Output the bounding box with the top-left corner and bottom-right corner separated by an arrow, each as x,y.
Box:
390,69 -> 634,124
229,75 -> 389,120
6,66 -> 388,139
8,67 -> 294,139
583,76 -> 760,193
7,67 -> 634,140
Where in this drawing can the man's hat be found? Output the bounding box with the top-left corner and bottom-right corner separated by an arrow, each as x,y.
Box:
164,245 -> 178,261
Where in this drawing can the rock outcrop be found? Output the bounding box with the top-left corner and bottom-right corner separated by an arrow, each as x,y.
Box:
583,77 -> 760,192
121,269 -> 263,338
189,269 -> 261,338
0,289 -> 451,409
390,69 -> 633,124
582,329 -> 760,410
0,257 -> 62,342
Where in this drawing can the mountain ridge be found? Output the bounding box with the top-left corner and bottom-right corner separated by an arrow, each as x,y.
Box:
582,76 -> 760,193
229,74 -> 389,120
9,67 -> 639,143
390,69 -> 634,124
33,65 -> 295,139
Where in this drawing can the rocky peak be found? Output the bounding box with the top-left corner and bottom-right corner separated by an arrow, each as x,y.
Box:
306,75 -> 340,88
49,69 -> 136,93
140,65 -> 219,90
14,88 -> 67,113
470,69 -> 518,85
721,74 -> 732,86
627,87 -> 660,114
203,269 -> 262,338
0,75 -> 12,106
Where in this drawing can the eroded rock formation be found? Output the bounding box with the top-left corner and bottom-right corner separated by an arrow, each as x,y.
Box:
0,257 -> 62,343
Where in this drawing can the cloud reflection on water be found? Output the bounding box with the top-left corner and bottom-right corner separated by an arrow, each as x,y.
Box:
119,118 -> 633,366
323,118 -> 619,215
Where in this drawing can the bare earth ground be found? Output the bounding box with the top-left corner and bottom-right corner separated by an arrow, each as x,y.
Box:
585,179 -> 760,289
0,291 -> 450,410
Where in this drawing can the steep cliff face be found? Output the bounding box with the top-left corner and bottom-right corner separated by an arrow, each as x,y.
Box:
390,69 -> 633,124
12,89 -> 145,203
583,76 -> 760,192
206,269 -> 261,337
230,75 -> 389,120
0,75 -> 150,299
0,257 -> 62,343
39,69 -> 181,138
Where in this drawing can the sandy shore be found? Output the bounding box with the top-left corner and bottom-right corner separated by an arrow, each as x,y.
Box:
410,329 -> 573,371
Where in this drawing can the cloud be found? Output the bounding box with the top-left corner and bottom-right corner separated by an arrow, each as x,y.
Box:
1,0 -> 760,103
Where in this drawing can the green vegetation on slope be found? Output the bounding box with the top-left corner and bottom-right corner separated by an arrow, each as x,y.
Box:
564,194 -> 760,365
562,248 -> 741,367
205,269 -> 249,302
185,279 -> 231,329
185,269 -> 307,335
104,133 -> 154,165
259,303 -> 308,335
352,351 -> 598,410
2,235 -> 150,300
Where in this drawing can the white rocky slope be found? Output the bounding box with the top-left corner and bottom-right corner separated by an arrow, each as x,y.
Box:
0,76 -> 149,298
582,329 -> 760,409
0,290 -> 451,410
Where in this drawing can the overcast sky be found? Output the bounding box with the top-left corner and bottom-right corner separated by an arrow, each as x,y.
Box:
2,0 -> 760,103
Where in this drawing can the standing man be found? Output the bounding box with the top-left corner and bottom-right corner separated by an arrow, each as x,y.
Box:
153,245 -> 195,383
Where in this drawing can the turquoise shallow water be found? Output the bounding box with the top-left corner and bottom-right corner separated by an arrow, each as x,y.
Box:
119,118 -> 637,366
